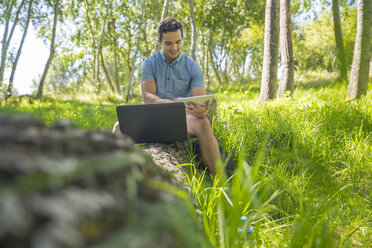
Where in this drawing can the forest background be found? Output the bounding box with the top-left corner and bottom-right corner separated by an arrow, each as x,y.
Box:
1,0 -> 369,99
1,0 -> 371,247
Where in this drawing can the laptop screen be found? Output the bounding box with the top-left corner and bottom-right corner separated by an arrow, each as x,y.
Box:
116,102 -> 188,143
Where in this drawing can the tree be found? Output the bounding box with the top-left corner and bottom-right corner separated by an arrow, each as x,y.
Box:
347,0 -> 372,99
6,0 -> 34,99
0,0 -> 26,86
109,1 -> 121,94
99,49 -> 115,93
125,1 -> 144,103
332,0 -> 348,81
277,0 -> 294,98
84,0 -> 99,93
36,0 -> 59,99
188,0 -> 197,61
259,0 -> 280,103
190,0 -> 265,86
208,29 -> 223,85
154,0 -> 170,52
126,32 -> 141,103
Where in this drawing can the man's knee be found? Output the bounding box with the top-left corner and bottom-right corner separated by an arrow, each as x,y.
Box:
192,117 -> 212,135
112,121 -> 120,133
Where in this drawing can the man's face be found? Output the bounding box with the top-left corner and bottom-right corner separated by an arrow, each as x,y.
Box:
158,29 -> 183,63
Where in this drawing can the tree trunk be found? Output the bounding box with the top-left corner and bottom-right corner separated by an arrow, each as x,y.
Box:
96,18 -> 108,95
277,0 -> 294,98
347,0 -> 372,99
202,32 -> 211,90
240,47 -> 248,82
143,20 -> 151,57
126,32 -> 141,103
223,43 -> 231,83
112,19 -> 120,94
96,52 -> 102,95
259,0 -> 280,103
201,32 -> 205,74
0,0 -> 26,86
209,29 -> 222,85
6,0 -> 34,99
0,1 -> 13,87
209,51 -> 222,86
84,0 -> 97,90
154,0 -> 170,53
0,114 -> 207,247
99,50 -> 115,93
206,46 -> 211,90
332,0 -> 348,82
189,0 -> 197,61
36,0 -> 59,99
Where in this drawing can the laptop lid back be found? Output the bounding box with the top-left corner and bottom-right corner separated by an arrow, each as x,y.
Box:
116,102 -> 188,143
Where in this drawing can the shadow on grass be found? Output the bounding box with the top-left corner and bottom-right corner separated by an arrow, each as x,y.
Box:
295,78 -> 343,90
208,80 -> 261,95
0,96 -> 119,130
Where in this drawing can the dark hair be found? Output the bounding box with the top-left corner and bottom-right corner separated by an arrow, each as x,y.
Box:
157,17 -> 183,41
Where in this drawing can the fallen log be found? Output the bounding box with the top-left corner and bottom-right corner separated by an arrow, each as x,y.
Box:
140,142 -> 191,188
0,114 -> 211,248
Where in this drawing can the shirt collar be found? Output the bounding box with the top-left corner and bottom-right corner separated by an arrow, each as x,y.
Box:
160,50 -> 183,65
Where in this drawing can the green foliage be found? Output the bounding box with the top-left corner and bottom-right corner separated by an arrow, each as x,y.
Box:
0,0 -> 363,98
203,81 -> 371,247
0,94 -> 142,129
1,81 -> 371,246
293,7 -> 357,75
187,80 -> 372,247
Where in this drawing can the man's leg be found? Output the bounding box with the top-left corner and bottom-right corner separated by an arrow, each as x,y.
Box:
112,121 -> 120,133
187,116 -> 220,175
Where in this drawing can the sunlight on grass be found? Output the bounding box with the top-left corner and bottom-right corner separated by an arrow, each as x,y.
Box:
1,81 -> 371,247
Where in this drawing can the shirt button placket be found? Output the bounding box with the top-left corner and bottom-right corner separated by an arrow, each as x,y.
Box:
167,66 -> 171,98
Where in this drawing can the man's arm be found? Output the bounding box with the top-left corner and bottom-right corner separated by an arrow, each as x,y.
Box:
191,86 -> 206,96
141,80 -> 174,104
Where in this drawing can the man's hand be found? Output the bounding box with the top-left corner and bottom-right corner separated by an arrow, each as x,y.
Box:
185,100 -> 210,118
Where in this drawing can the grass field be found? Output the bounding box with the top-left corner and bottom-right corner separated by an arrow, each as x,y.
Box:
1,80 -> 371,247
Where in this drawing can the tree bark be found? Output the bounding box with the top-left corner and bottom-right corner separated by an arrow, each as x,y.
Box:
189,0 -> 197,61
0,1 -> 13,87
277,0 -> 294,98
206,49 -> 211,90
203,33 -> 211,90
96,49 -> 102,95
209,29 -> 222,85
223,43 -> 231,83
201,32 -> 205,74
99,50 -> 115,93
84,0 -> 97,91
111,19 -> 121,94
36,0 -> 59,99
240,47 -> 248,82
154,0 -> 169,53
332,0 -> 348,82
6,0 -> 34,99
259,0 -> 280,103
126,31 -> 141,103
96,17 -> 108,95
0,114 -> 207,247
0,0 -> 26,86
347,0 -> 372,99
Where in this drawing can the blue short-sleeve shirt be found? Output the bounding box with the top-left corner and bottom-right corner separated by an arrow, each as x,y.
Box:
141,51 -> 204,100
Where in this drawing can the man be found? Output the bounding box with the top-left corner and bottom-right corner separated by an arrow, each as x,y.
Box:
114,17 -> 220,175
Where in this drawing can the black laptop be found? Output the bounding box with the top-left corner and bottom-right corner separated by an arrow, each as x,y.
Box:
116,102 -> 188,143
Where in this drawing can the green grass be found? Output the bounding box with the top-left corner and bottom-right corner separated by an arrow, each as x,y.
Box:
1,81 -> 371,247
0,94 -> 140,129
